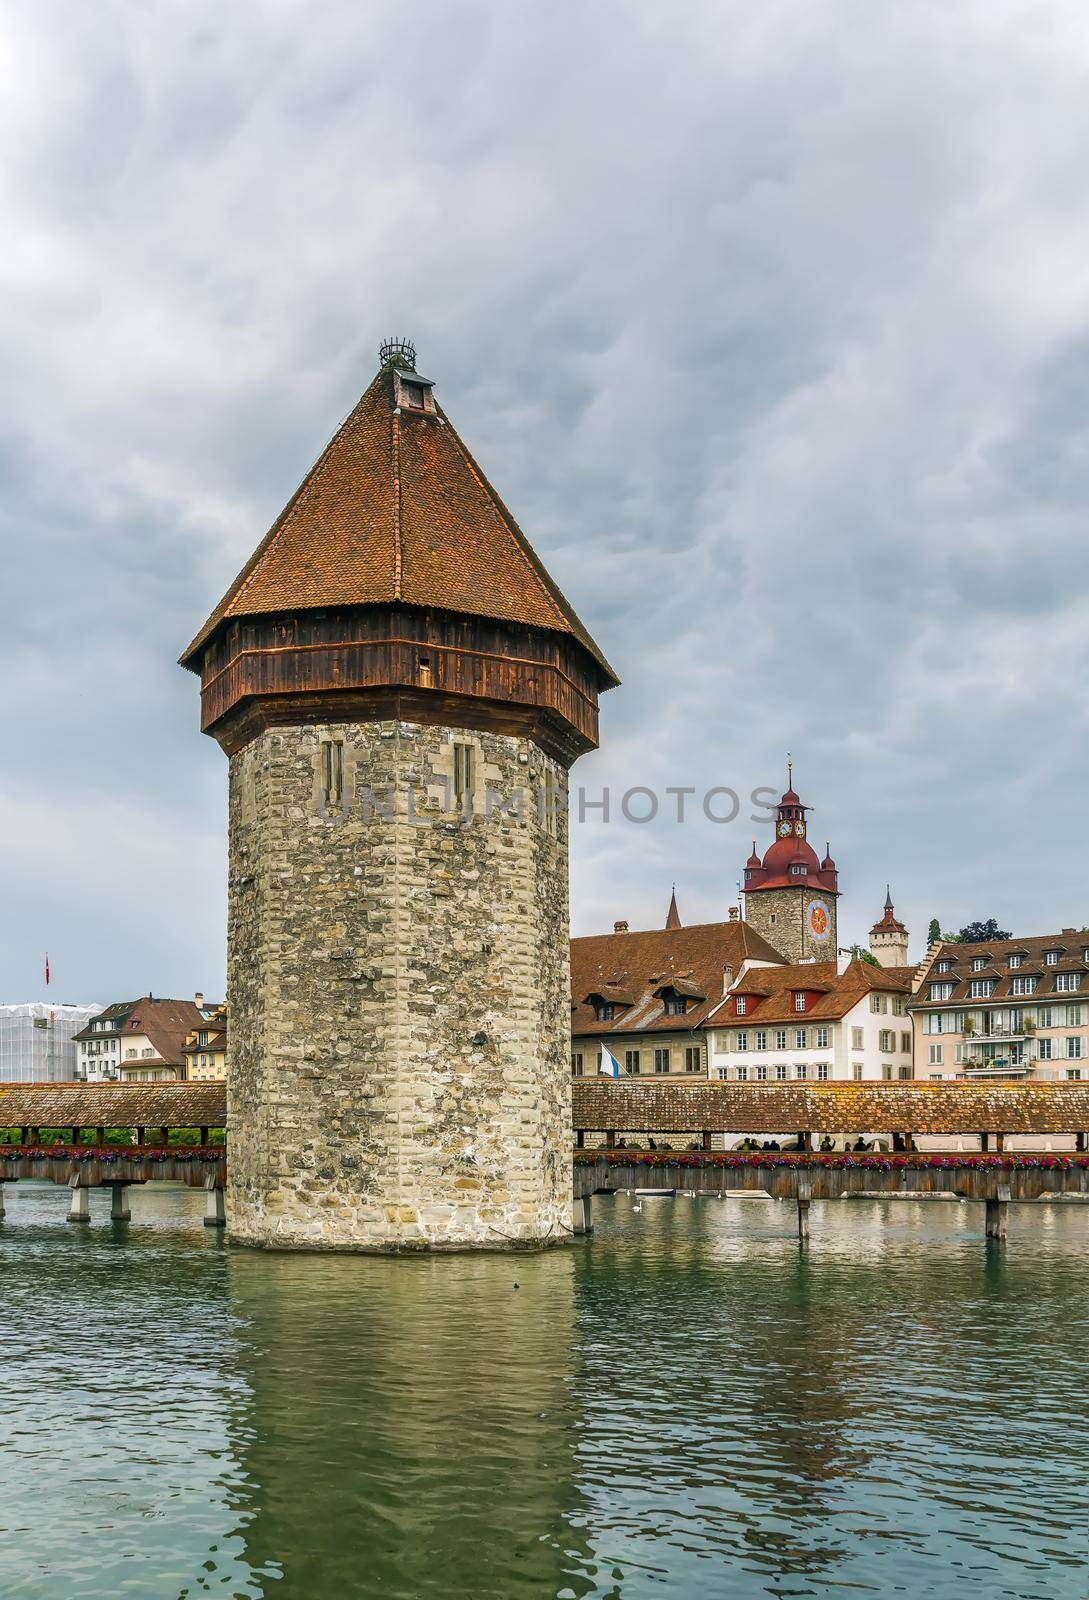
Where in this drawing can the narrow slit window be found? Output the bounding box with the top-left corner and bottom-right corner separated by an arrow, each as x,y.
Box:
322,739 -> 344,809
418,654 -> 433,687
453,743 -> 474,804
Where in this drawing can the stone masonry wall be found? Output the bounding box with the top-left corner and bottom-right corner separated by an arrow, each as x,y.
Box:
745,888 -> 838,965
227,718 -> 572,1250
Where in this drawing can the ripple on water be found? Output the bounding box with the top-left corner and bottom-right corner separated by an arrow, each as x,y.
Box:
0,1183 -> 1086,1598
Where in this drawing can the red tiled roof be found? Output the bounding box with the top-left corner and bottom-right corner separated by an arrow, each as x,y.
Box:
181,359 -> 615,683
571,920 -> 786,1038
709,959 -> 913,1026
120,998 -> 208,1070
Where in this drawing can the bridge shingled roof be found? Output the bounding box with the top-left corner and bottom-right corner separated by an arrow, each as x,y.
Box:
0,1083 -> 227,1129
572,1080 -> 1089,1135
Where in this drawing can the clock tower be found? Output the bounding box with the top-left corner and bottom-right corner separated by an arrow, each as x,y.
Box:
742,770 -> 839,963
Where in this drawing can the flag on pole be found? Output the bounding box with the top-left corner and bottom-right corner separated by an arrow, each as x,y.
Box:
598,1043 -> 621,1077
44,954 -> 50,987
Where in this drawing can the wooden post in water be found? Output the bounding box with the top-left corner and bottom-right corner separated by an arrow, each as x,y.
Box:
570,1195 -> 593,1236
797,1177 -> 812,1244
985,1183 -> 1011,1240
67,1174 -> 90,1223
203,1177 -> 226,1228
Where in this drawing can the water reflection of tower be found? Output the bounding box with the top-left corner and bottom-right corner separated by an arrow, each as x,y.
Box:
222,1250 -> 597,1600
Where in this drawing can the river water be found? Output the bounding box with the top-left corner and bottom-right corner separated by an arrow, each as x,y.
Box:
1,1182 -> 1085,1599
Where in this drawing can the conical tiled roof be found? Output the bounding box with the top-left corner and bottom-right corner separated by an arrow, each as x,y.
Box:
181,354 -> 616,682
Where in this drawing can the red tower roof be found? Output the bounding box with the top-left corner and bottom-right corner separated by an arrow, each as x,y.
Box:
871,887 -> 907,936
181,346 -> 616,683
743,778 -> 839,896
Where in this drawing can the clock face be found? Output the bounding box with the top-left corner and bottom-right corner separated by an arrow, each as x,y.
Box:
777,820 -> 791,837
794,820 -> 805,837
807,900 -> 831,942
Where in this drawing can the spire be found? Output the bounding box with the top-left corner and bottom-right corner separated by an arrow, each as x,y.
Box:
885,884 -> 894,910
666,886 -> 681,930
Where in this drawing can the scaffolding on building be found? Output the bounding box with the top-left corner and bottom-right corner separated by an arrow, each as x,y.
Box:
0,1003 -> 101,1083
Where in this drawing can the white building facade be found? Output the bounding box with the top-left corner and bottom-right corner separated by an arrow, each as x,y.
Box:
706,958 -> 914,1082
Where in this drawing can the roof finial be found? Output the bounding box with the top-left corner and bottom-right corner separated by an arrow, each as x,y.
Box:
666,885 -> 682,930
787,750 -> 792,784
379,336 -> 417,370
885,883 -> 894,909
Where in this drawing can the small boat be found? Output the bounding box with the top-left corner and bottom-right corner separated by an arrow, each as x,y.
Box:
632,1187 -> 676,1198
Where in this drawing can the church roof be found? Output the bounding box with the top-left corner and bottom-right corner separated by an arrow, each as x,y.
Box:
181,347 -> 616,683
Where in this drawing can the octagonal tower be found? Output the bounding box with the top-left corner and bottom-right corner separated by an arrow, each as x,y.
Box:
181,340 -> 617,1250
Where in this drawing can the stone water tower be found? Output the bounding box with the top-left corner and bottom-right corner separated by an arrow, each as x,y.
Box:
181,339 -> 617,1250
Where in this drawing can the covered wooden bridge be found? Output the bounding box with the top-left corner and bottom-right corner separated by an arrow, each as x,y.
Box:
0,1083 -> 228,1225
570,1080 -> 1089,1240
4,1079 -> 1089,1241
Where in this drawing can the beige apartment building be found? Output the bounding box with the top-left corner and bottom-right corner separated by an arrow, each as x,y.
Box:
910,930 -> 1089,1081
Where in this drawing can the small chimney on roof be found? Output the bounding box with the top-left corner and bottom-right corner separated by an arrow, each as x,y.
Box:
613,920 -> 629,934
722,963 -> 734,996
195,991 -> 204,1008
728,906 -> 739,922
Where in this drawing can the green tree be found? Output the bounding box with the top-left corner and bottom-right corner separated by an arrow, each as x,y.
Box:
928,917 -> 941,946
957,918 -> 1011,944
849,943 -> 880,967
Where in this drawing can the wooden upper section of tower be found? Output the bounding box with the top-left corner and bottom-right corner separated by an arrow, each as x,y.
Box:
180,340 -> 617,761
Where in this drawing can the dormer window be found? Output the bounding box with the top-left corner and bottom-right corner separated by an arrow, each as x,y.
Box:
594,1001 -> 615,1023
971,957 -> 987,972
936,959 -> 953,973
1008,954 -> 1023,969
1046,951 -> 1060,966
790,864 -> 807,877
664,993 -> 687,1017
395,369 -> 435,412
736,997 -> 747,1016
793,992 -> 806,1013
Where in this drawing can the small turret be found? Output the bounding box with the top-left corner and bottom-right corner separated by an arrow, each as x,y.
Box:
869,887 -> 910,968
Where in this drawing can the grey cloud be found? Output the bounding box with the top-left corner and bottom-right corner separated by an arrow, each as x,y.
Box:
2,0 -> 1089,999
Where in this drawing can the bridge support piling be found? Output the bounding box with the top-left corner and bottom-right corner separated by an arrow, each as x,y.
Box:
204,1181 -> 226,1228
67,1177 -> 89,1223
796,1179 -> 813,1244
0,1184 -> 5,1220
108,1184 -> 131,1223
985,1185 -> 1011,1241
571,1195 -> 592,1236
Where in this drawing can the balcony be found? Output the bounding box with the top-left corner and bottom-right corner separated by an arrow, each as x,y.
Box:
960,1026 -> 1030,1044
957,1061 -> 1031,1081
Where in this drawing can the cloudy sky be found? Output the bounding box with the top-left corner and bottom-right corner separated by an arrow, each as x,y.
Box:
3,0 -> 1089,1003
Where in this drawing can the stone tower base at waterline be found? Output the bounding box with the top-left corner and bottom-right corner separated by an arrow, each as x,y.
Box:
226,719 -> 574,1251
